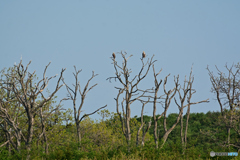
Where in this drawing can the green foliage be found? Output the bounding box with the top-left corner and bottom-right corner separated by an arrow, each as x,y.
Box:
1,104 -> 240,160
1,64 -> 240,159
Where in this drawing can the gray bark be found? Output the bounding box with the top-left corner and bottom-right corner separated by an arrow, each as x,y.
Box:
62,66 -> 107,150
107,51 -> 156,151
1,60 -> 66,160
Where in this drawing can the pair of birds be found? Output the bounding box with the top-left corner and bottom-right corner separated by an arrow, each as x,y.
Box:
112,51 -> 146,59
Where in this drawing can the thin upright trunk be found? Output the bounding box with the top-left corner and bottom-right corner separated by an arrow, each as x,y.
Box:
180,113 -> 184,152
26,113 -> 34,160
153,93 -> 158,149
161,130 -> 171,149
183,105 -> 190,154
76,122 -> 81,150
43,132 -> 48,155
227,127 -> 230,150
161,112 -> 181,149
142,122 -> 151,146
125,90 -> 131,152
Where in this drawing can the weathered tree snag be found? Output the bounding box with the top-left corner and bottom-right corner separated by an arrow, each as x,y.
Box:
136,98 -> 151,147
207,64 -> 240,150
62,66 -> 107,150
114,89 -> 126,138
150,66 -> 209,150
175,68 -> 209,154
0,60 -> 66,160
157,75 -> 179,149
107,51 -> 156,151
152,64 -> 163,149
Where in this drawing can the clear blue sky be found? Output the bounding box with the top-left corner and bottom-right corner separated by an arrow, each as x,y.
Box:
1,1 -> 240,120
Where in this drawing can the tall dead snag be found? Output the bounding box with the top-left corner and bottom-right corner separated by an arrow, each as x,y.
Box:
62,66 -> 107,150
207,64 -> 240,149
152,66 -> 209,149
0,60 -> 66,160
107,51 -> 156,148
174,68 -> 209,154
152,64 -> 163,149
136,98 -> 151,147
159,75 -> 179,149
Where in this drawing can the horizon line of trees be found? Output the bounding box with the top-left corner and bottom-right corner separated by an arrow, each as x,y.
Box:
0,51 -> 239,159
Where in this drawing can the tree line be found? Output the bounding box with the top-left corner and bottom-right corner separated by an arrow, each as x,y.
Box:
0,51 -> 239,159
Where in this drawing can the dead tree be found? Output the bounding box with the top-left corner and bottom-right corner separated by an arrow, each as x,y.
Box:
151,66 -> 208,149
62,66 -> 107,150
174,68 -> 209,154
136,98 -> 151,147
0,72 -> 23,155
152,64 -> 163,149
159,75 -> 179,148
107,51 -> 156,149
0,60 -> 66,160
207,63 -> 240,149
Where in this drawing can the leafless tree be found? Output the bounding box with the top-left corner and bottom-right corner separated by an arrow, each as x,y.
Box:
175,68 -> 209,154
0,73 -> 23,155
207,63 -> 240,149
151,66 -> 208,149
62,66 -> 107,150
152,64 -> 163,149
0,60 -> 66,160
107,51 -> 156,149
136,98 -> 151,147
159,74 -> 180,148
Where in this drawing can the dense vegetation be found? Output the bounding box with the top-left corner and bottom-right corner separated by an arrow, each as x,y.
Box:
0,109 -> 239,159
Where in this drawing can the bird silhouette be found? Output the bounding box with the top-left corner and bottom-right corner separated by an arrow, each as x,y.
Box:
112,52 -> 116,59
142,51 -> 146,59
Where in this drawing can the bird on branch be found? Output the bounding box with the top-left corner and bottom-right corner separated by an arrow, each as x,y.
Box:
112,52 -> 116,59
142,51 -> 146,59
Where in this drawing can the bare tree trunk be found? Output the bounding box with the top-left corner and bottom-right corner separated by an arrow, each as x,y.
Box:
126,102 -> 131,149
26,114 -> 34,160
136,99 -> 150,147
107,51 -> 155,151
152,65 -> 163,149
136,121 -> 143,147
4,122 -> 11,156
183,105 -> 190,154
180,112 -> 184,152
160,112 -> 182,149
141,121 -> 151,146
40,108 -> 48,156
63,66 -> 107,151
76,122 -> 81,149
227,127 -> 231,150
176,68 -> 208,154
159,75 -> 179,149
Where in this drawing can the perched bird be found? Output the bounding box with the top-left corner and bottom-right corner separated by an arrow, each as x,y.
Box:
142,51 -> 146,59
112,52 -> 116,59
